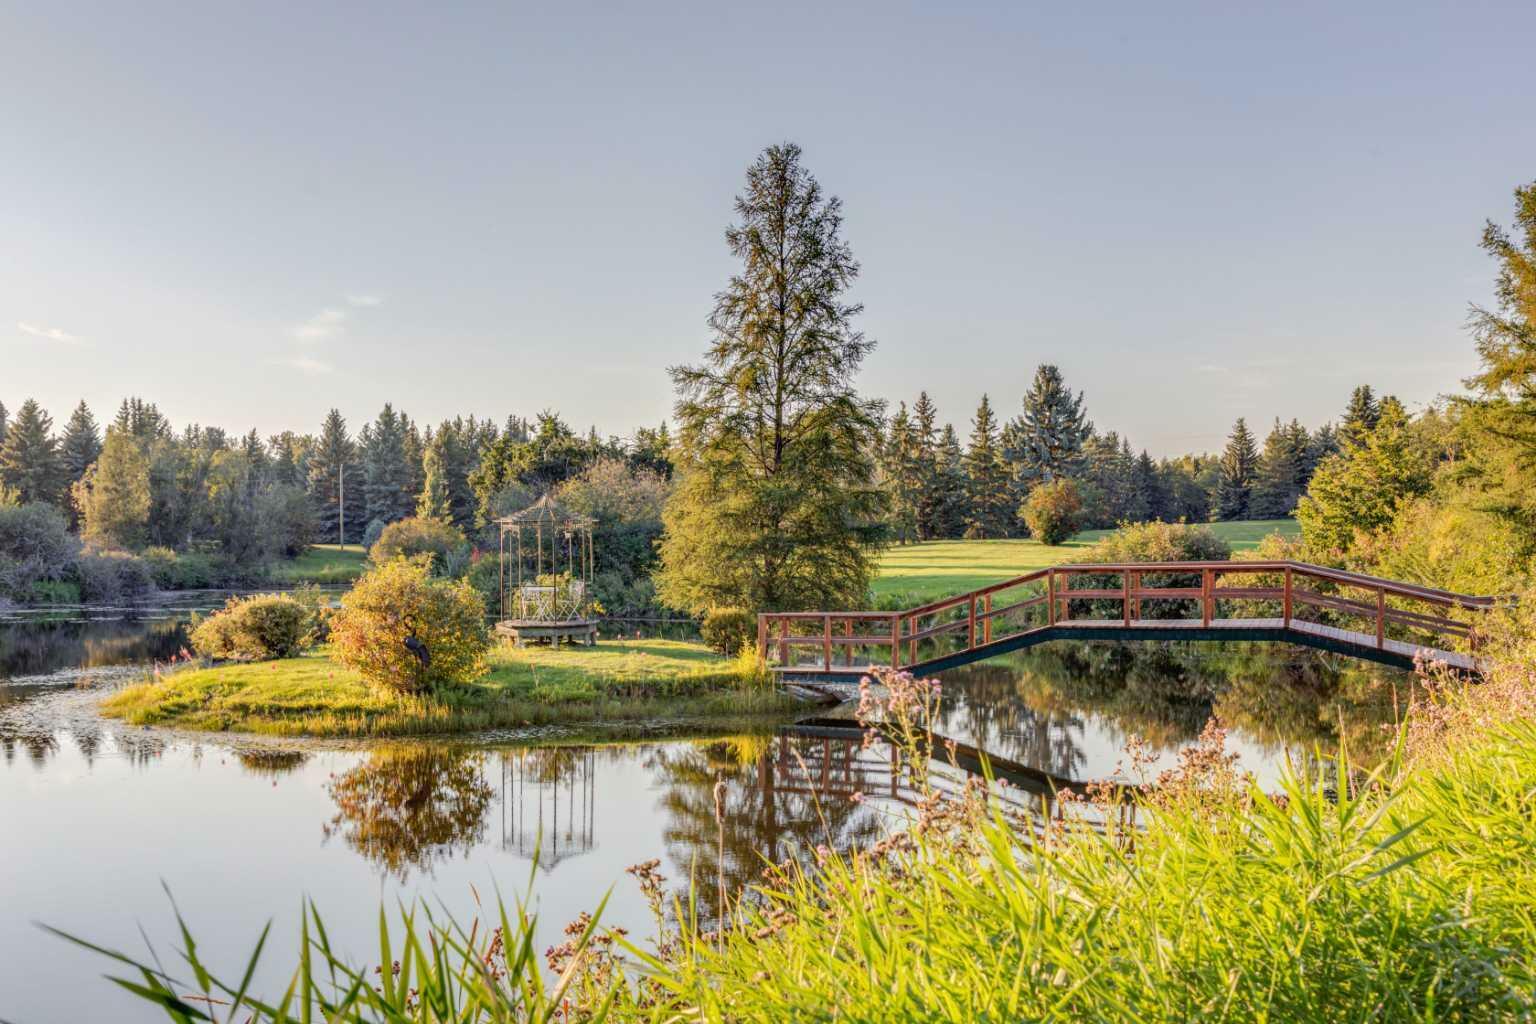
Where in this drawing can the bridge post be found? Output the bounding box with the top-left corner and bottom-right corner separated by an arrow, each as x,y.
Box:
1201,568 -> 1212,627
1283,567 -> 1292,628
779,618 -> 789,667
823,614 -> 832,671
1047,570 -> 1056,626
757,614 -> 768,663
984,593 -> 993,643
1376,589 -> 1386,649
1122,570 -> 1131,626
890,614 -> 900,669
1131,572 -> 1141,620
968,595 -> 977,650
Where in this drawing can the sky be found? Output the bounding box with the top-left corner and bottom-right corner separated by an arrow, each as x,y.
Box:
3,1 -> 1534,456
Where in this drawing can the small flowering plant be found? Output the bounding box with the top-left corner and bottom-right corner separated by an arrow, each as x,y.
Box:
855,667 -> 944,795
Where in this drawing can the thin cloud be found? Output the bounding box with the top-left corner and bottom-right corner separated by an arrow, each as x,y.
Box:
18,321 -> 80,343
346,293 -> 383,308
279,355 -> 334,375
292,308 -> 347,341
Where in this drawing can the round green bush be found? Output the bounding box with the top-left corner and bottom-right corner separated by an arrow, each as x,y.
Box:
329,558 -> 489,693
701,606 -> 756,656
190,593 -> 316,661
1022,479 -> 1084,546
369,517 -> 466,572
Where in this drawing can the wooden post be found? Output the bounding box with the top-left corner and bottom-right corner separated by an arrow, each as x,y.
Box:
1122,570 -> 1131,627
823,614 -> 832,671
757,615 -> 768,662
779,618 -> 789,667
1130,572 -> 1141,621
1201,568 -> 1212,627
984,593 -> 993,643
1376,589 -> 1386,649
968,595 -> 977,650
844,619 -> 853,666
909,616 -> 918,665
890,614 -> 901,669
1283,567 -> 1293,628
1047,570 -> 1057,626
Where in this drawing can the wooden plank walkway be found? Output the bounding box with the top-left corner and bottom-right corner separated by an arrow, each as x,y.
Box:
761,561 -> 1496,680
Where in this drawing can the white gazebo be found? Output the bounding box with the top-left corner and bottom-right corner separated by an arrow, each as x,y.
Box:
493,495 -> 598,646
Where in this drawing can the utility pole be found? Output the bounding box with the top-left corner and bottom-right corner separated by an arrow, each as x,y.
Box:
338,461 -> 346,549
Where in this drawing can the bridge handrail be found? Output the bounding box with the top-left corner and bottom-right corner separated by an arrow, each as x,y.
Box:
758,559 -> 1505,672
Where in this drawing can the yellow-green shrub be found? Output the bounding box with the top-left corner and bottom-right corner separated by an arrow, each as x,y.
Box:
700,606 -> 756,655
190,593 -> 315,661
329,558 -> 488,693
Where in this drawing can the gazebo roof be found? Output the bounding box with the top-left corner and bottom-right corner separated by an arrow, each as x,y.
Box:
494,493 -> 594,529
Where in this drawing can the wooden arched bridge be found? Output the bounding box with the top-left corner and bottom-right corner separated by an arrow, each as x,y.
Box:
759,561 -> 1500,682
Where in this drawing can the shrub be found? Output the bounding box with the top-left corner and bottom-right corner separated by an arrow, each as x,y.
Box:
701,606 -> 756,656
190,593 -> 316,661
1021,479 -> 1083,545
72,549 -> 156,603
0,502 -> 79,600
369,517 -> 466,573
362,518 -> 388,551
329,558 -> 489,693
1074,521 -> 1232,619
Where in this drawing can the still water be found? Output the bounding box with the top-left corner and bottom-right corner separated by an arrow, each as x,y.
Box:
0,605 -> 1418,1022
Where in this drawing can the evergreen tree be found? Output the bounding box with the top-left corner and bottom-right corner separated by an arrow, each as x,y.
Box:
911,392 -> 941,539
59,401 -> 102,485
1212,417 -> 1258,520
0,400 -> 7,449
1298,399 -> 1434,553
1079,430 -> 1139,527
1455,180 -> 1536,544
417,433 -> 452,522
1339,385 -> 1380,448
933,424 -> 970,538
1002,364 -> 1091,490
963,395 -> 1012,538
0,399 -> 61,505
657,142 -> 886,613
629,423 -> 673,479
1307,423 -> 1340,476
361,404 -> 414,524
881,403 -> 923,544
1132,450 -> 1170,521
308,409 -> 364,544
267,432 -> 309,489
112,398 -> 171,441
1251,418 -> 1311,518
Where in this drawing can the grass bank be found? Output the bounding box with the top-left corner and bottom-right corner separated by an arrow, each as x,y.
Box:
267,543 -> 369,585
873,517 -> 1300,603
101,638 -> 793,738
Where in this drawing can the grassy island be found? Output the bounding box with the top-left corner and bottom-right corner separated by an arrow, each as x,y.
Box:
102,638 -> 792,738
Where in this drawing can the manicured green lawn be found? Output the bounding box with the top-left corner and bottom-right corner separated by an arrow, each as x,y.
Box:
268,544 -> 369,585
102,638 -> 789,738
872,519 -> 1300,603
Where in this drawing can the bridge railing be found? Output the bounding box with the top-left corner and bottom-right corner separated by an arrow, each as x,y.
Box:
758,560 -> 1500,673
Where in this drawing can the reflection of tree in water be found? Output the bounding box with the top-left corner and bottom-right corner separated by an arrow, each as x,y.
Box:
933,661 -> 1087,779
0,616 -> 190,680
950,640 -> 1420,765
324,745 -> 493,879
647,734 -> 887,922
498,747 -> 597,869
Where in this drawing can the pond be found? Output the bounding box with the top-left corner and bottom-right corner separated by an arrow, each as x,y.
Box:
0,608 -> 1420,1022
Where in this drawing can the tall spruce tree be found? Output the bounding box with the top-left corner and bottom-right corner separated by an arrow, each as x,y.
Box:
1002,364 -> 1091,491
963,395 -> 1012,538
59,402 -> 102,486
1212,417 -> 1258,520
657,143 -> 886,613
1298,398 -> 1433,553
75,428 -> 152,548
0,399 -> 61,505
911,392 -> 941,539
882,403 -> 924,544
361,404 -> 414,524
308,409 -> 364,544
417,432 -> 452,522
1251,418 -> 1311,518
934,423 -> 970,538
1132,450 -> 1170,521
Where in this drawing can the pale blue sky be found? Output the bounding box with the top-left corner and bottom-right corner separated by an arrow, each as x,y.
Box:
3,1 -> 1533,455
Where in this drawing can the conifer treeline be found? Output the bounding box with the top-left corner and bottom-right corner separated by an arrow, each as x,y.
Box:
876,369 -> 1383,542
0,396 -> 670,555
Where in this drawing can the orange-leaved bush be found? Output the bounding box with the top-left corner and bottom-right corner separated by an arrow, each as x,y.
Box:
329,558 -> 489,694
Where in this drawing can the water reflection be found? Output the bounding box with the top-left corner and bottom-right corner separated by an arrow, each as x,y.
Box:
500,747 -> 599,868
323,746 -> 496,878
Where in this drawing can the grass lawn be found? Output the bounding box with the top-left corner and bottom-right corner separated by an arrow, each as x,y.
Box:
872,518 -> 1301,604
101,638 -> 792,738
268,544 -> 369,585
